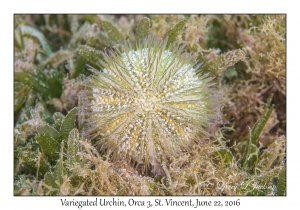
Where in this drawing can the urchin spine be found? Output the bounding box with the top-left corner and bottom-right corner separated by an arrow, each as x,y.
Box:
80,38 -> 220,171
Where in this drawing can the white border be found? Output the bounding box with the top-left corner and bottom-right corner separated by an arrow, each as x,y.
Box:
2,0 -> 298,209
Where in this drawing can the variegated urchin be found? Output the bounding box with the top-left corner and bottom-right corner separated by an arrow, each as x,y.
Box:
80,37 -> 221,175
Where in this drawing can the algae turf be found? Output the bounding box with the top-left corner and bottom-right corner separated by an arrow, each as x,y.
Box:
14,14 -> 286,196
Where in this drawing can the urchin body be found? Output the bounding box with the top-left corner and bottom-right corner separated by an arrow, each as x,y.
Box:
80,38 -> 220,173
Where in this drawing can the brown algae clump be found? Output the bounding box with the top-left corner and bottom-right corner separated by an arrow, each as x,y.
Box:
79,37 -> 221,174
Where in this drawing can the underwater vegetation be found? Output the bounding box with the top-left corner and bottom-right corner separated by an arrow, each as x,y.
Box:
14,14 -> 286,195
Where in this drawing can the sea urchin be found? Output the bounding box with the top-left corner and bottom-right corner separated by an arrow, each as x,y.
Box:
79,37 -> 221,174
